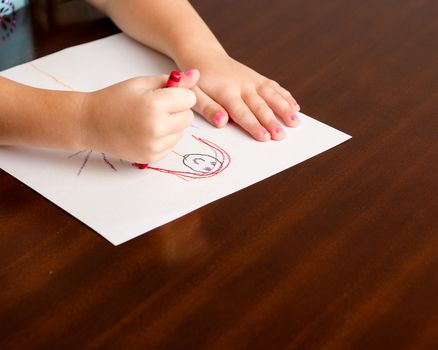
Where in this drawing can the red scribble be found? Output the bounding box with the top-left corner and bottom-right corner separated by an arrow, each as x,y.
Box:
141,135 -> 231,181
69,135 -> 230,180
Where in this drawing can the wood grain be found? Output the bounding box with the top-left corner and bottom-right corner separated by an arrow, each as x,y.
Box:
1,0 -> 437,349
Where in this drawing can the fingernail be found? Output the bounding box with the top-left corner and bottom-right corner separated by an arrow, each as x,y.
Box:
290,113 -> 301,127
275,126 -> 284,134
184,69 -> 195,77
261,128 -> 271,140
213,111 -> 224,125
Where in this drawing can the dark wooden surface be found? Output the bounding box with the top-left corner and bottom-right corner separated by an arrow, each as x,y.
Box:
1,0 -> 437,349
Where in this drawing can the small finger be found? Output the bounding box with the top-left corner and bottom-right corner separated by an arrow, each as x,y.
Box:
271,82 -> 300,111
192,86 -> 229,128
259,85 -> 301,128
243,92 -> 286,140
222,94 -> 271,141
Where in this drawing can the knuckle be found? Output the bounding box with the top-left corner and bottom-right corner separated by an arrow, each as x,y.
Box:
241,83 -> 256,94
230,105 -> 247,118
257,84 -> 271,96
139,135 -> 160,154
253,103 -> 269,116
220,86 -> 240,99
278,105 -> 292,117
149,98 -> 163,112
149,124 -> 166,138
269,79 -> 280,87
278,86 -> 293,99
283,90 -> 293,99
145,142 -> 162,157
279,98 -> 293,113
235,110 -> 255,125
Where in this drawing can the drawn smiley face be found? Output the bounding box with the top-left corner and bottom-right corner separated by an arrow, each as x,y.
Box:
182,154 -> 223,174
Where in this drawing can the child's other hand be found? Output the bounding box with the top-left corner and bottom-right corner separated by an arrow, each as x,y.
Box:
182,53 -> 300,141
80,70 -> 199,163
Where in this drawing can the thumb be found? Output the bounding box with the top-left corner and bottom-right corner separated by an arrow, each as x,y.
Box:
178,69 -> 200,89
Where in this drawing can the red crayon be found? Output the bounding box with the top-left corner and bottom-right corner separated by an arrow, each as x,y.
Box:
133,71 -> 182,169
165,70 -> 182,87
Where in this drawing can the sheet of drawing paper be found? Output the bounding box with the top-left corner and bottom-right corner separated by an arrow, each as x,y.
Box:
0,34 -> 351,245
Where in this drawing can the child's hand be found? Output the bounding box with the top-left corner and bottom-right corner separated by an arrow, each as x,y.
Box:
80,71 -> 199,163
88,0 -> 299,142
179,52 -> 300,141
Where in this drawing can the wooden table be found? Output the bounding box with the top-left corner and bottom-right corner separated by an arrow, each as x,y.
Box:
1,1 -> 437,349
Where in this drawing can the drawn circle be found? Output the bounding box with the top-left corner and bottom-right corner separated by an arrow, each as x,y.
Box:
182,153 -> 223,174
0,0 -> 16,41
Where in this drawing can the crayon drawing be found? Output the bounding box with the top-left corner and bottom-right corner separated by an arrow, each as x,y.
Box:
143,134 -> 231,181
29,61 -> 231,180
70,134 -> 231,180
0,33 -> 351,245
68,150 -> 118,175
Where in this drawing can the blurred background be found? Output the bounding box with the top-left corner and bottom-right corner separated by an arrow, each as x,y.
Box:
0,0 -> 118,70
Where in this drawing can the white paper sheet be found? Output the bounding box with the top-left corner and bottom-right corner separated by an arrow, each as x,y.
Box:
0,34 -> 351,245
